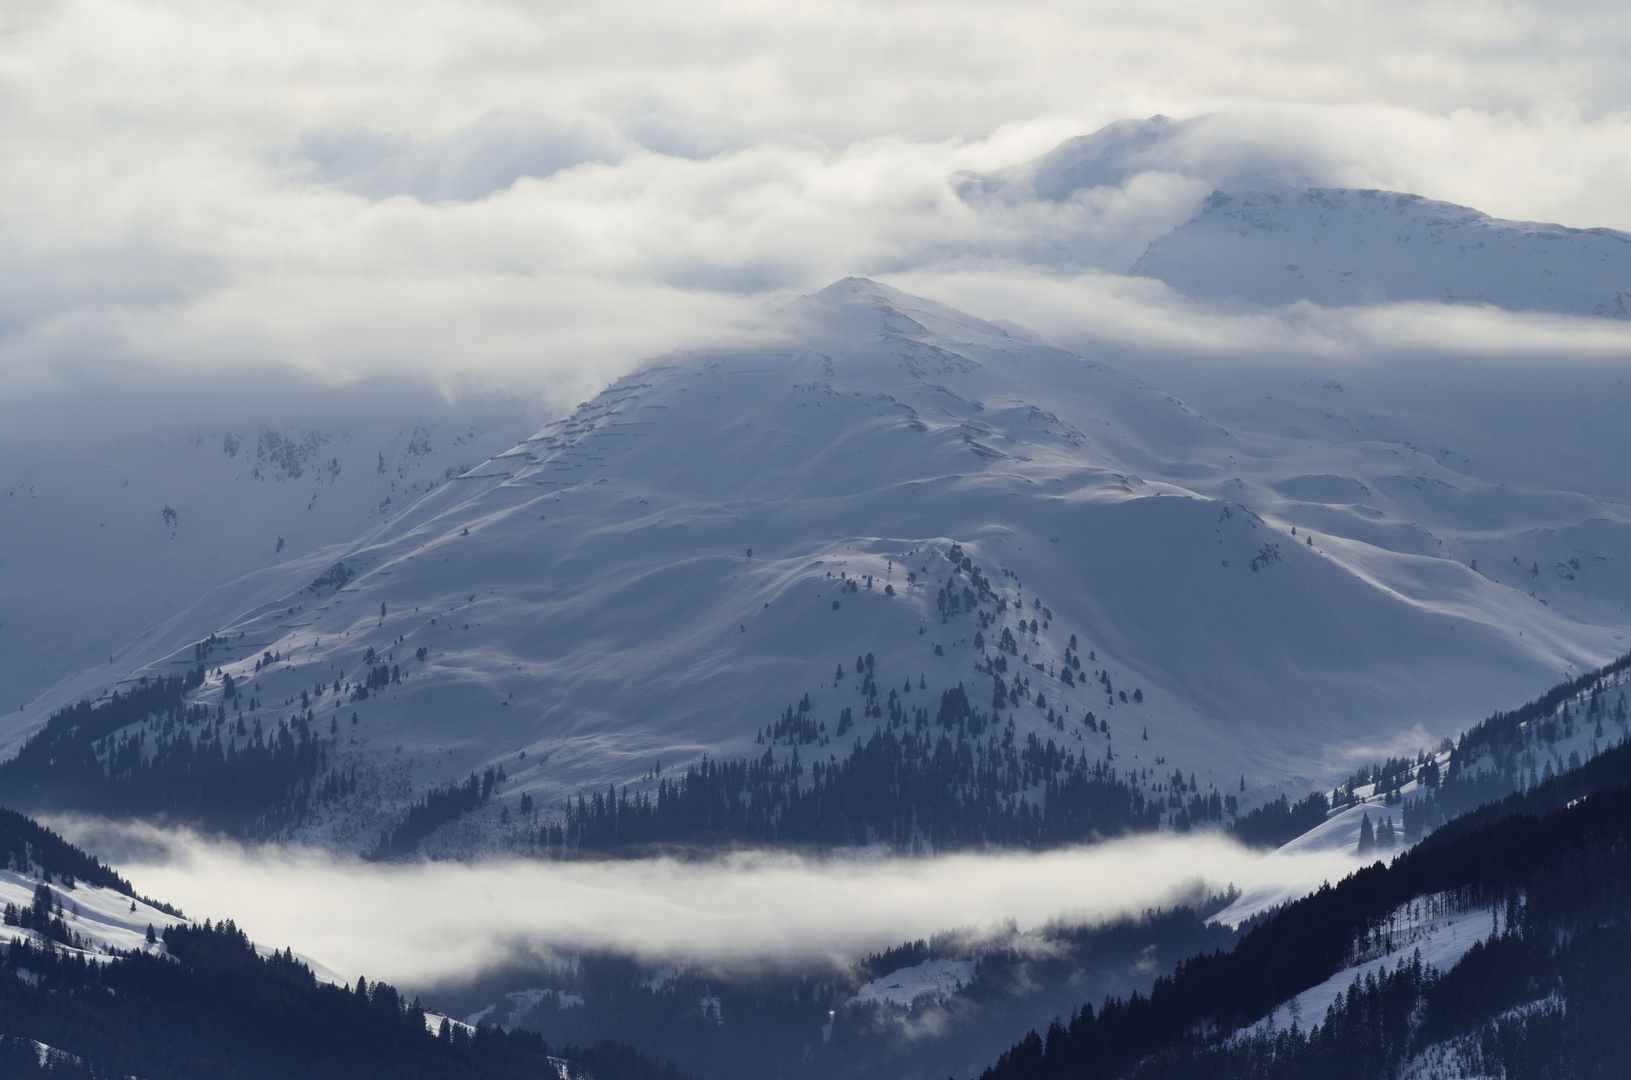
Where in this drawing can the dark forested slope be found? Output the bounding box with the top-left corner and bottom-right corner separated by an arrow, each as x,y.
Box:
980,734 -> 1631,1080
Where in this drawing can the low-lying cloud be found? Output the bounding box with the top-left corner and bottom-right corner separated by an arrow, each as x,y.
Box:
56,818 -> 1361,989
888,265 -> 1631,367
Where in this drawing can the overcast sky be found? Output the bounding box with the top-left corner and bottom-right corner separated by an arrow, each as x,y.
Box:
1,0 -> 1628,408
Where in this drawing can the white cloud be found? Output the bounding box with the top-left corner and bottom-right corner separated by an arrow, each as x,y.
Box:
57,817 -> 1360,987
0,0 -> 1625,416
291,112 -> 635,202
884,264 -> 1631,366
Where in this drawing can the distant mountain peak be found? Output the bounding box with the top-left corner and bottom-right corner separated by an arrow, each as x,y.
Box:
954,120 -> 1631,318
953,115 -> 1328,207
1132,180 -> 1631,316
955,115 -> 1198,203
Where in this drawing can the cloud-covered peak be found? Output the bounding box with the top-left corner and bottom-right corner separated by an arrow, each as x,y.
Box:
955,115 -> 1197,203
953,114 -> 1331,208
795,276 -> 1038,351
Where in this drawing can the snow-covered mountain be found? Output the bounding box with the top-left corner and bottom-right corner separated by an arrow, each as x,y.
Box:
8,277 -> 1627,853
957,116 -> 1631,318
0,383 -> 542,720
975,743 -> 1631,1080
1132,178 -> 1631,316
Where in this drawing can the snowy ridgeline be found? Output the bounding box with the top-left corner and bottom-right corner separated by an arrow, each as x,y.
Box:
1132,179 -> 1631,316
1232,890 -> 1582,1079
0,858 -> 495,1052
1202,659 -> 1631,931
5,278 -> 1631,857
1324,658 -> 1631,848
958,115 -> 1631,317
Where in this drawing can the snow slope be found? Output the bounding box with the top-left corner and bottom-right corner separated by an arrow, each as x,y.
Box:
851,958 -> 977,1010
0,864 -> 350,988
10,278 -> 1628,852
1131,178 -> 1631,316
0,867 -> 178,960
1238,892 -> 1498,1040
0,380 -> 542,723
955,116 -> 1631,319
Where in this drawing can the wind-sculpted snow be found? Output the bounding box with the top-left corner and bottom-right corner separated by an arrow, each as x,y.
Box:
6,279 -> 1628,854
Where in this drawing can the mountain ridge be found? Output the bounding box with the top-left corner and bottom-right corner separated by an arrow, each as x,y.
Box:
1131,178 -> 1631,316
3,278 -> 1622,855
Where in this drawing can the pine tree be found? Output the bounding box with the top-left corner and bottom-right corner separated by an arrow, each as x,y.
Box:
1357,811 -> 1375,855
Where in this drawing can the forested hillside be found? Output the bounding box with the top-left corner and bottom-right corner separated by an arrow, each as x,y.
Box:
980,733 -> 1631,1079
0,812 -> 682,1080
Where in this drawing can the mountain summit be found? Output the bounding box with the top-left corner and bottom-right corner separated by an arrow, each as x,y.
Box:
5,277 -> 1618,855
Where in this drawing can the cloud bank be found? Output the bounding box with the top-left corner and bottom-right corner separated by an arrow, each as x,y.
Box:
0,0 -> 1627,416
58,818 -> 1360,988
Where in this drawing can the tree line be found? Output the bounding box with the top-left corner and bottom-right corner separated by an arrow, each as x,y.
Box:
978,714 -> 1631,1080
0,916 -> 684,1080
0,667 -> 352,839
544,686 -> 1159,852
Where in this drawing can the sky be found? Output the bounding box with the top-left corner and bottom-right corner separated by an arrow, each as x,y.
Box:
1,0 -> 1629,413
